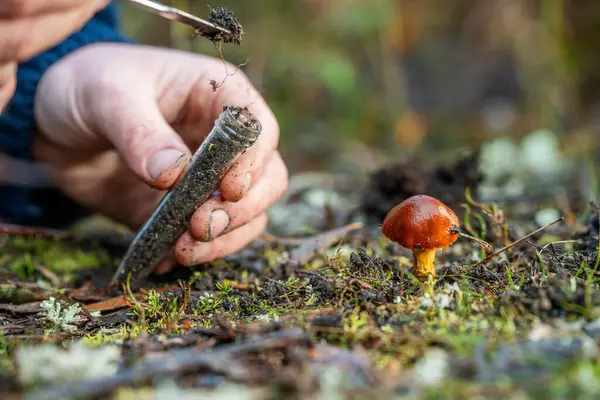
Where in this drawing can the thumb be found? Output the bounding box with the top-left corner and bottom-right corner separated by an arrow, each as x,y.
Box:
92,93 -> 192,190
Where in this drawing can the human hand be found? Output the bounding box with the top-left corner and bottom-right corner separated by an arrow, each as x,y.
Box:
0,0 -> 110,111
33,43 -> 287,273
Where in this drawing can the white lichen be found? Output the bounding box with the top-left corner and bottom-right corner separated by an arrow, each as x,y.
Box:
420,283 -> 462,310
420,293 -> 433,309
413,348 -> 450,387
255,314 -> 278,322
39,297 -> 98,333
314,367 -> 346,400
150,380 -> 258,400
16,342 -> 120,387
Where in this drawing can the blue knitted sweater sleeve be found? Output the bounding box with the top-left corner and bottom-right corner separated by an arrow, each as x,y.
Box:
0,2 -> 132,227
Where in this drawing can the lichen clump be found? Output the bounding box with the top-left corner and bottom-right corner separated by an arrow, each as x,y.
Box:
16,343 -> 120,387
39,297 -> 100,333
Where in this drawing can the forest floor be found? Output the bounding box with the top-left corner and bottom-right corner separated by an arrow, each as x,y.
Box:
1,149 -> 600,400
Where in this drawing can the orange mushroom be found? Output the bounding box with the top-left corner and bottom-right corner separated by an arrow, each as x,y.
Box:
380,194 -> 459,279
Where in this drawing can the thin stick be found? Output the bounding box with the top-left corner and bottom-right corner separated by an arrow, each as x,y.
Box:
459,232 -> 494,254
537,240 -> 578,256
0,222 -> 61,238
260,233 -> 306,246
469,217 -> 563,268
289,222 -> 363,265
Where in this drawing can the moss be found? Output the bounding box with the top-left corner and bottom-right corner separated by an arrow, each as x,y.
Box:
0,332 -> 14,377
79,327 -> 132,347
2,235 -> 110,283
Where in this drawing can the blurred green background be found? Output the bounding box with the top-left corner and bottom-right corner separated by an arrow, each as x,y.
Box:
117,0 -> 600,179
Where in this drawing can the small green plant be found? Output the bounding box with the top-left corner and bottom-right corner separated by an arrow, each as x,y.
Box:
216,281 -> 233,295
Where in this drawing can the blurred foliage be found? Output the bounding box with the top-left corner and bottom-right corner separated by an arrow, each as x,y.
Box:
117,0 -> 600,174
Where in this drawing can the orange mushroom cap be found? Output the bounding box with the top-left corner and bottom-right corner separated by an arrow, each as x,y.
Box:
380,194 -> 460,250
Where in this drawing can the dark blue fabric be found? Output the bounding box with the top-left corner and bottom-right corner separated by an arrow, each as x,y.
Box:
0,2 -> 131,227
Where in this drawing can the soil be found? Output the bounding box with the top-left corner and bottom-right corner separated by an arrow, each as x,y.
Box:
360,149 -> 484,223
224,105 -> 262,131
206,7 -> 244,45
1,150 -> 600,399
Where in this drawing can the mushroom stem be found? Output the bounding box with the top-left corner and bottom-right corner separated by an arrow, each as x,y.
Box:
411,248 -> 437,278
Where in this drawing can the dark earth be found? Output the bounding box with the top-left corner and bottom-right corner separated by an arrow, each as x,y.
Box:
205,6 -> 244,45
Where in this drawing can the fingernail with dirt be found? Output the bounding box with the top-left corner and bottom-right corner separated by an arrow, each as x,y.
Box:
209,209 -> 229,240
148,149 -> 189,189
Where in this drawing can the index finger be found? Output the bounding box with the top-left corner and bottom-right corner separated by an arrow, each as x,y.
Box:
0,0 -> 108,18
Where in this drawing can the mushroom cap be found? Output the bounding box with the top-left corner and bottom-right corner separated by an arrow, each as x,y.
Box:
380,194 -> 459,250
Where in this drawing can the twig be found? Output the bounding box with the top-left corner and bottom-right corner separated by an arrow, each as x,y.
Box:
0,301 -> 42,314
289,222 -> 363,265
28,329 -> 311,400
535,240 -> 578,257
33,264 -> 60,286
0,222 -> 61,238
459,232 -> 494,255
82,284 -> 178,313
469,217 -> 563,268
260,232 -> 306,246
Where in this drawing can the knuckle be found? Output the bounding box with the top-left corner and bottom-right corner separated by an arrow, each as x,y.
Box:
83,66 -> 117,94
175,242 -> 197,266
123,124 -> 153,152
2,0 -> 30,17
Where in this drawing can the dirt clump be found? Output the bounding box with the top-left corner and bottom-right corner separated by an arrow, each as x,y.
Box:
207,7 -> 244,45
360,149 -> 483,222
501,275 -> 600,318
259,279 -> 287,300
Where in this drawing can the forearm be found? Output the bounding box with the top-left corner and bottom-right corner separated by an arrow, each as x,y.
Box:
0,2 -> 132,227
0,2 -> 130,159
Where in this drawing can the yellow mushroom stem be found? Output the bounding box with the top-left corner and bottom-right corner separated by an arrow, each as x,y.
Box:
411,248 -> 438,279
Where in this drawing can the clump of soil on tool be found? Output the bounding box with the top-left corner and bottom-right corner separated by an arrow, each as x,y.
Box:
188,6 -> 246,92
2,149 -> 600,398
206,6 -> 244,45
201,6 -> 248,92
